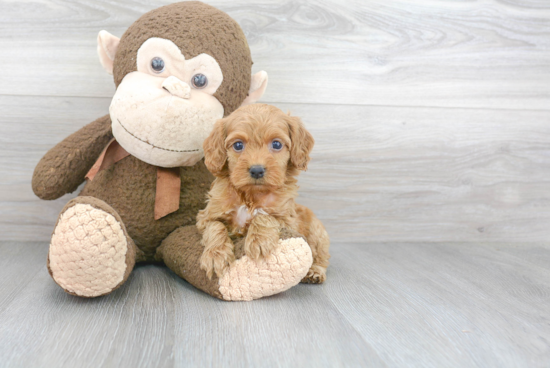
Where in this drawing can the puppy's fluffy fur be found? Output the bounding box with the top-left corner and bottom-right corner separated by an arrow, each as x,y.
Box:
197,103 -> 330,283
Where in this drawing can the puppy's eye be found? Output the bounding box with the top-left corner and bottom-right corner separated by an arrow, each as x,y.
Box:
233,141 -> 244,152
191,73 -> 208,89
271,140 -> 283,151
151,57 -> 165,73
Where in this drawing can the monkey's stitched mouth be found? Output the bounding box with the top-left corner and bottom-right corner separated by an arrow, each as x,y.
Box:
117,119 -> 199,153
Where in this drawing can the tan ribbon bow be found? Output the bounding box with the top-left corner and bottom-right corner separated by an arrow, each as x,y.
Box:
86,139 -> 181,220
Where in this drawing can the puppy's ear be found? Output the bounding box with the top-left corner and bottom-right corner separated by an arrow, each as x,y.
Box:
203,119 -> 227,176
286,114 -> 315,171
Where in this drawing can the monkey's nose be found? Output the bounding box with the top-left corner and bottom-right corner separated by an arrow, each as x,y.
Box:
161,76 -> 191,99
249,165 -> 265,179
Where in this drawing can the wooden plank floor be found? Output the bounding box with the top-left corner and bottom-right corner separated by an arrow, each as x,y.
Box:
1,0 -> 550,367
0,241 -> 549,367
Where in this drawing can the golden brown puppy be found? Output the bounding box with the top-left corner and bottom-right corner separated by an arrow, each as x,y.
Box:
196,103 -> 330,284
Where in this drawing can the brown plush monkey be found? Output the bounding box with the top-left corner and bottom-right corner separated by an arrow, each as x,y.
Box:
32,2 -> 313,301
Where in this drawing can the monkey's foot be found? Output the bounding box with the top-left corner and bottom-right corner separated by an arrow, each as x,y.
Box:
218,236 -> 313,301
48,197 -> 135,297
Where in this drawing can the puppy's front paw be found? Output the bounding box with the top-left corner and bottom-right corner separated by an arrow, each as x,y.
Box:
200,243 -> 235,280
301,265 -> 327,284
244,230 -> 279,260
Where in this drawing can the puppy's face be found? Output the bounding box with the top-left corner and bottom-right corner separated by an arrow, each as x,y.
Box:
225,114 -> 291,190
203,104 -> 314,191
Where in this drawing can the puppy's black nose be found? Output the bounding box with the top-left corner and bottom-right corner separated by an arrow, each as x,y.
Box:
249,165 -> 265,179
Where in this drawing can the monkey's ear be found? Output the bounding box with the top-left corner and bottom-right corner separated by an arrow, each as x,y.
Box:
241,71 -> 268,106
97,30 -> 120,75
203,119 -> 228,176
287,115 -> 315,171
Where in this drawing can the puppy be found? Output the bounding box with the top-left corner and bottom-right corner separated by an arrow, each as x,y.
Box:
196,103 -> 330,283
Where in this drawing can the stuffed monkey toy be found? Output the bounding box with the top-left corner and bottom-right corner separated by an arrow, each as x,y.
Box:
32,2 -> 313,301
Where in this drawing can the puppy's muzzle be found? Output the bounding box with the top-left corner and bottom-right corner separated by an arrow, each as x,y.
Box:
249,165 -> 265,179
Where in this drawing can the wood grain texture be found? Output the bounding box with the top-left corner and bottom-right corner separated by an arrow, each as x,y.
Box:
3,96 -> 550,242
326,241 -> 550,367
0,0 -> 548,109
1,0 -> 549,242
0,241 -> 548,367
1,1 -> 550,366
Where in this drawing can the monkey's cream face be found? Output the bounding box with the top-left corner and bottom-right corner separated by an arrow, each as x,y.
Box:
110,38 -> 225,167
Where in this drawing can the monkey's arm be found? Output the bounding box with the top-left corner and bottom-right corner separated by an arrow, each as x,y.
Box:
32,114 -> 113,200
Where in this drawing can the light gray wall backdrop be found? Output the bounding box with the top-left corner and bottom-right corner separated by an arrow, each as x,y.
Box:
1,0 -> 549,243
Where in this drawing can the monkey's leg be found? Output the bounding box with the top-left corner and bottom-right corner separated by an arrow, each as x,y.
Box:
48,196 -> 137,297
156,226 -> 313,301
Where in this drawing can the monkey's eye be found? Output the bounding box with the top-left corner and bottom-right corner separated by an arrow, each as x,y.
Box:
151,57 -> 165,73
233,141 -> 244,152
191,73 -> 208,89
271,140 -> 283,151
